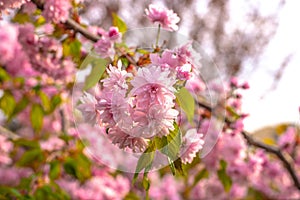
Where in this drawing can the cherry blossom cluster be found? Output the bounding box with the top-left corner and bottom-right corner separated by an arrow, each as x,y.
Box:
85,42 -> 203,154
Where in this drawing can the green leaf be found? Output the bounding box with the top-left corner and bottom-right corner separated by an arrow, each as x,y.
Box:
0,68 -> 10,81
133,143 -> 155,184
124,192 -> 141,200
0,92 -> 16,117
39,91 -> 51,113
63,39 -> 82,59
193,168 -> 209,187
160,123 -> 182,161
217,160 -> 232,192
12,97 -> 29,117
155,123 -> 182,175
0,187 -> 23,199
63,153 -> 91,182
50,161 -> 61,180
30,104 -> 44,132
83,57 -> 108,90
135,150 -> 155,174
14,138 -> 40,149
246,187 -> 267,200
112,12 -> 127,34
226,106 -> 240,119
34,184 -> 70,200
175,87 -> 195,123
142,176 -> 150,191
17,149 -> 44,167
12,12 -> 30,24
50,94 -> 62,112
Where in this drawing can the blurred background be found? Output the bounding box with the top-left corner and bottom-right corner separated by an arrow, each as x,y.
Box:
79,0 -> 299,133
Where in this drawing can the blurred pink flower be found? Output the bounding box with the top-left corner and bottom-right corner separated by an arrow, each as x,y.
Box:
58,170 -> 130,200
0,135 -> 13,165
145,4 -> 180,31
42,0 -> 71,23
108,26 -> 122,42
131,65 -> 176,108
180,129 -> 204,164
132,104 -> 179,138
94,37 -> 114,58
278,127 -> 296,153
150,50 -> 179,70
108,127 -> 148,152
97,91 -> 124,126
78,92 -> 98,124
40,137 -> 65,151
101,65 -> 132,92
185,75 -> 206,94
149,173 -> 183,200
0,23 -> 19,64
176,63 -> 192,80
0,166 -> 32,186
220,133 -> 246,163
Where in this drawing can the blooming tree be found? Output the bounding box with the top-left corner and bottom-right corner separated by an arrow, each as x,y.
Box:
0,1 -> 299,199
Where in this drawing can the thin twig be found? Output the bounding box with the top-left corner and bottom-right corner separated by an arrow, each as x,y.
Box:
0,125 -> 20,140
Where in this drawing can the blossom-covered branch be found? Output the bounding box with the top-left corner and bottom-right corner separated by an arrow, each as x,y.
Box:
197,100 -> 300,191
240,130 -> 300,190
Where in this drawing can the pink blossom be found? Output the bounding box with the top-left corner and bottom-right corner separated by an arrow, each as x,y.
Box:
94,37 -> 114,58
190,174 -> 226,200
78,92 -> 98,124
229,184 -> 247,199
175,42 -> 195,64
101,65 -> 132,92
220,133 -> 246,163
22,2 -> 36,14
58,170 -> 130,200
241,81 -> 250,89
0,24 -> 19,64
132,104 -> 179,138
130,66 -> 176,108
180,129 -> 204,164
150,50 -> 179,70
108,127 -> 148,152
95,91 -> 116,127
0,0 -> 28,16
145,4 -> 180,31
230,77 -> 239,87
42,0 -> 71,23
0,135 -> 13,165
185,75 -> 206,94
40,137 -> 65,151
278,127 -> 296,153
231,119 -> 244,134
108,26 -> 122,42
226,161 -> 248,183
0,166 -> 32,186
149,173 -> 183,200
176,63 -> 192,80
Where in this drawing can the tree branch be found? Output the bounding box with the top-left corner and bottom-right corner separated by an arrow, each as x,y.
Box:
31,0 -> 100,42
197,100 -> 300,191
0,125 -> 20,140
64,18 -> 100,42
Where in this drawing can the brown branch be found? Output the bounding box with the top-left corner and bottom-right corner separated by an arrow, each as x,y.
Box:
64,18 -> 100,42
31,0 -> 100,42
197,100 -> 300,191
